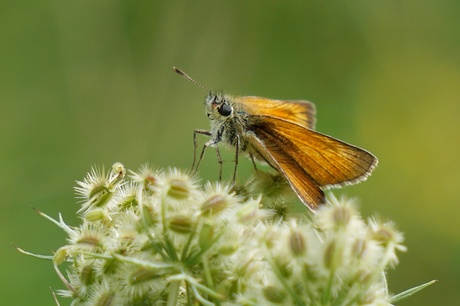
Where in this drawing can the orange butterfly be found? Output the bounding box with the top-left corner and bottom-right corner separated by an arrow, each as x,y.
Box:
174,67 -> 378,212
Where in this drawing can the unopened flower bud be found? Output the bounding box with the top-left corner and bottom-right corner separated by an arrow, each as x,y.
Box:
263,286 -> 286,304
53,246 -> 69,265
168,215 -> 194,234
167,179 -> 190,200
289,230 -> 306,257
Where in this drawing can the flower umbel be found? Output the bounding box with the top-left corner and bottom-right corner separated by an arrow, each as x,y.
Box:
22,163 -> 434,305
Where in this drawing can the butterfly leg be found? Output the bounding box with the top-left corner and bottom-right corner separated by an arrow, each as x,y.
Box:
249,153 -> 258,171
232,135 -> 240,184
192,130 -> 212,173
214,146 -> 223,181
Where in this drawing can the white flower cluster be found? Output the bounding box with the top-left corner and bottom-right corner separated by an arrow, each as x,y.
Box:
49,163 -> 406,305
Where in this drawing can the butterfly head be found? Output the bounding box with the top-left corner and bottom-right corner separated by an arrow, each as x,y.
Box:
205,93 -> 233,121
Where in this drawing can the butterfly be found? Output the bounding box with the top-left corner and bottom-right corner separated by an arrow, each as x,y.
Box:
174,67 -> 378,212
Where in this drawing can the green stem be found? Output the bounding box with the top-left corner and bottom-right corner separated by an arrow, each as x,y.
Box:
168,273 -> 223,302
202,255 -> 221,305
264,246 -> 304,305
301,264 -> 318,305
137,188 -> 168,259
181,214 -> 201,261
185,226 -> 227,267
202,255 -> 214,291
160,193 -> 178,261
322,268 -> 335,305
166,281 -> 180,306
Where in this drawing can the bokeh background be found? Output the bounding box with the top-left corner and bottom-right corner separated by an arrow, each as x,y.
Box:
2,1 -> 459,305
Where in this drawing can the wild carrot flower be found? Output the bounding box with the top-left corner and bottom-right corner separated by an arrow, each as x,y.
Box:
19,163 -> 434,305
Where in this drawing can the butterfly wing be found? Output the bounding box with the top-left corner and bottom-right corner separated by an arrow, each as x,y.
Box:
236,96 -> 317,129
248,133 -> 326,210
248,116 -> 378,210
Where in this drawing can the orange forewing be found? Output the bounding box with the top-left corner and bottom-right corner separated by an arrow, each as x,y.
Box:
249,116 -> 378,209
236,96 -> 317,129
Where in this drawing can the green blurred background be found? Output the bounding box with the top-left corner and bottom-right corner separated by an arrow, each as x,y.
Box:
2,1 -> 459,305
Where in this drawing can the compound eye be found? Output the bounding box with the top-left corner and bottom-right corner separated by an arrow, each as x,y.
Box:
218,104 -> 232,116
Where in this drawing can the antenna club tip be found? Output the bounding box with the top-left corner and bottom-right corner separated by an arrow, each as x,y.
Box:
173,66 -> 184,75
173,67 -> 210,92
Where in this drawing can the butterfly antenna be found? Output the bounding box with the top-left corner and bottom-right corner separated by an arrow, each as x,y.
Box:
173,67 -> 210,93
